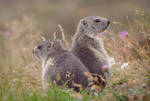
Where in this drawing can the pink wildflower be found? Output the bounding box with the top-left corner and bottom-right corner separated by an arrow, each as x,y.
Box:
102,64 -> 109,69
6,31 -> 12,37
120,31 -> 128,37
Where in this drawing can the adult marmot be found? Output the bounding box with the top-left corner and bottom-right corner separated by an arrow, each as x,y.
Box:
71,16 -> 110,88
33,39 -> 90,92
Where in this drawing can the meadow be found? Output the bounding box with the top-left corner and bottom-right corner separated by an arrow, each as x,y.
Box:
0,10 -> 150,101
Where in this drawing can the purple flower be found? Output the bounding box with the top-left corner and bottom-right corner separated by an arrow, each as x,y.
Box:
102,64 -> 109,69
120,31 -> 128,37
6,31 -> 12,37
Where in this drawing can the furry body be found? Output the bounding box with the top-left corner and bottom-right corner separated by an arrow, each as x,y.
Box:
71,16 -> 110,88
33,40 -> 89,91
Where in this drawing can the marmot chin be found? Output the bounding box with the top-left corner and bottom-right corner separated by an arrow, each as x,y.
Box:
33,39 -> 90,92
71,16 -> 110,89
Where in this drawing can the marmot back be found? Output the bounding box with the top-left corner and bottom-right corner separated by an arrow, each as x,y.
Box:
71,16 -> 110,89
33,39 -> 90,92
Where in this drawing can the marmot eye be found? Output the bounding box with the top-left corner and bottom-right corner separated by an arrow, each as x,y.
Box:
94,19 -> 101,23
37,45 -> 42,50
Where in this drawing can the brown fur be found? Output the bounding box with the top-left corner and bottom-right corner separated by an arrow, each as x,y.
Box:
33,39 -> 90,92
71,16 -> 110,89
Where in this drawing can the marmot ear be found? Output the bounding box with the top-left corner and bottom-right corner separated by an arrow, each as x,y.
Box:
51,41 -> 54,47
47,41 -> 54,49
81,20 -> 88,27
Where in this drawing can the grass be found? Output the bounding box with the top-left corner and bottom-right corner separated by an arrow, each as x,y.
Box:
0,12 -> 150,101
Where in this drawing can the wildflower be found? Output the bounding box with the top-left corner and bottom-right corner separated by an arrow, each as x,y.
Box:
102,64 -> 109,69
121,62 -> 129,69
120,31 -> 128,37
108,57 -> 116,66
6,31 -> 12,37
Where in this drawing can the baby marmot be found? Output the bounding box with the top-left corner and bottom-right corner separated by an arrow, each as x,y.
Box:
33,39 -> 90,91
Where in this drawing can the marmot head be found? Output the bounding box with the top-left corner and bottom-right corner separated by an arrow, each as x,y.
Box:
33,39 -> 65,60
77,16 -> 110,36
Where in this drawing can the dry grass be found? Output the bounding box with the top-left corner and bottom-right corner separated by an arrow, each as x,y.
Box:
0,13 -> 150,101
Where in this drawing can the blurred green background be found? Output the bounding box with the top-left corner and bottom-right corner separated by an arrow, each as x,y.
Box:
0,0 -> 150,36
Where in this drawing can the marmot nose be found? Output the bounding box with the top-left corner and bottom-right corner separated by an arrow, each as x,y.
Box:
107,20 -> 110,26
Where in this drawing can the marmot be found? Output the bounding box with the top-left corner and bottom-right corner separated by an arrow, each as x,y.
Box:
71,16 -> 110,88
33,39 -> 90,92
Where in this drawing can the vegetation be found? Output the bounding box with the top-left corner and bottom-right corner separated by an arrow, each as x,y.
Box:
0,1 -> 150,101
